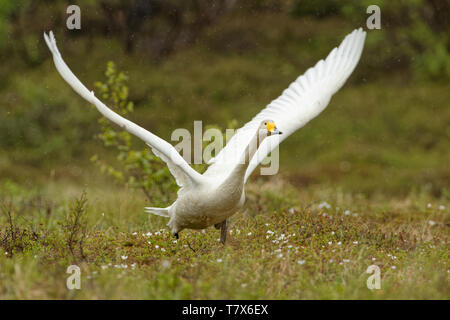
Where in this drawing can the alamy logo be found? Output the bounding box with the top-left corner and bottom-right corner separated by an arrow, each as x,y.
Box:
366,265 -> 381,290
366,5 -> 381,30
170,121 -> 280,175
66,265 -> 81,290
66,5 -> 81,30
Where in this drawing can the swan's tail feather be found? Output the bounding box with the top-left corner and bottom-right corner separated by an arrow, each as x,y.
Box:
145,206 -> 170,218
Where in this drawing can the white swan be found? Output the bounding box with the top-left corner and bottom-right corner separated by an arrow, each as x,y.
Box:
44,28 -> 366,243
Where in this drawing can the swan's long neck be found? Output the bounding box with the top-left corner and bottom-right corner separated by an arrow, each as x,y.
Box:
222,129 -> 263,187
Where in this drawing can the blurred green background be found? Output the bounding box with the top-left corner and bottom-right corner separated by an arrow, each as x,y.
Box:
0,0 -> 449,198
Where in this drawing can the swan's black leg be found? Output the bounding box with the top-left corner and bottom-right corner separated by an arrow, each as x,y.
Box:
219,219 -> 228,245
173,232 -> 179,239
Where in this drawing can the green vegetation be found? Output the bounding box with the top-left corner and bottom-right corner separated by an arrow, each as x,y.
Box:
291,0 -> 450,80
0,179 -> 448,299
91,61 -> 177,206
0,2 -> 448,299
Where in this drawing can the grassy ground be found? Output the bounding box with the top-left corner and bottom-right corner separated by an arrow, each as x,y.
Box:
0,177 -> 448,299
0,13 -> 449,299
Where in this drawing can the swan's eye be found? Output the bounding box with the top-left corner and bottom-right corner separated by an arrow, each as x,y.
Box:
266,122 -> 276,132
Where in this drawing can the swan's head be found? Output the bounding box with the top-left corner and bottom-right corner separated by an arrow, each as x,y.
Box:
260,119 -> 282,137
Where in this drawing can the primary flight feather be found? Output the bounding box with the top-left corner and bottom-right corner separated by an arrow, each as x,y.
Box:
44,28 -> 366,243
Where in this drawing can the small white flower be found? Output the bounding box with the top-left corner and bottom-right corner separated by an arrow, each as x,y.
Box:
343,259 -> 350,263
146,232 -> 152,237
161,260 -> 170,269
428,220 -> 436,226
247,232 -> 252,236
297,260 -> 306,265
328,241 -> 332,245
267,230 -> 274,235
131,263 -> 137,269
353,241 -> 358,244
352,213 -> 358,217
217,258 -> 223,263
329,259 -> 334,263
277,253 -> 283,258
101,265 -> 108,270
289,208 -> 295,214
161,248 -> 166,252
132,232 -> 137,236
344,210 -> 351,216
318,201 -> 331,209
331,231 -> 335,235
121,255 -> 128,260
101,212 -> 105,216
241,283 -> 247,288
439,205 -> 445,211
172,240 -> 178,244
372,257 -> 376,261
337,241 -> 342,245
391,266 -> 396,269
155,245 -> 159,249
265,223 -> 269,226
427,203 -> 432,208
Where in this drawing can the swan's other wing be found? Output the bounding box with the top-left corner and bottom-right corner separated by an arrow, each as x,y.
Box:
44,31 -> 203,187
205,28 -> 366,182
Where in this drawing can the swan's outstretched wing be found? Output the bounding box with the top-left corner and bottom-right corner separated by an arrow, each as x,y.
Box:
44,31 -> 203,187
205,28 -> 366,182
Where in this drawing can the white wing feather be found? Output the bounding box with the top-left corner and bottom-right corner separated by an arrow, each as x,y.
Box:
205,28 -> 366,182
43,31 -> 203,187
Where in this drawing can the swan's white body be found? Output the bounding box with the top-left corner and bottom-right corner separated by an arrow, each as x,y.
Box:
44,28 -> 366,237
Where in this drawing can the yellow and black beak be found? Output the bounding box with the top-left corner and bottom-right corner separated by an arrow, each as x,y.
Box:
266,122 -> 283,135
